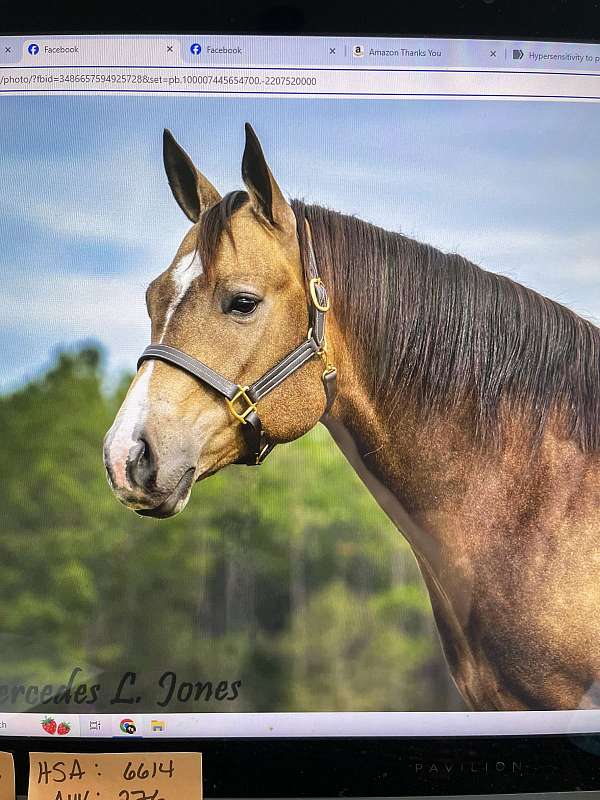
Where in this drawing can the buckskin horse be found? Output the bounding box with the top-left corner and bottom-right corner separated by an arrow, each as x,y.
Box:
104,123 -> 600,711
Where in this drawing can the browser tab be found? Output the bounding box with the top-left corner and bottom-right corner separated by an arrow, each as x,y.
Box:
354,40 -> 448,65
523,43 -> 599,66
181,37 -> 248,64
21,37 -> 179,65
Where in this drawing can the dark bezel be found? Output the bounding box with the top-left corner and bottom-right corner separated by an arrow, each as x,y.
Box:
2,1 -> 600,795
0,0 -> 599,40
4,734 -> 600,796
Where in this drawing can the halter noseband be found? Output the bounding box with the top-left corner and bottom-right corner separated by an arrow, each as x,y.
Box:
136,219 -> 337,466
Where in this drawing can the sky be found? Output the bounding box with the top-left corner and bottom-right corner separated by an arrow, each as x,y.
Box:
1,94 -> 599,390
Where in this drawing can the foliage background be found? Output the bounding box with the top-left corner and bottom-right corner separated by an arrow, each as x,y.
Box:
0,346 -> 464,712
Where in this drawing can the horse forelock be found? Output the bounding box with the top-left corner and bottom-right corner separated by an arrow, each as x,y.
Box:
196,190 -> 250,274
291,199 -> 600,454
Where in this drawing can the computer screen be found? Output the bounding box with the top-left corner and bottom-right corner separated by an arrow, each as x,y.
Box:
1,33 -> 600,743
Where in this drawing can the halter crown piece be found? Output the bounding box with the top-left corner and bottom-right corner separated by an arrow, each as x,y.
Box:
137,219 -> 338,466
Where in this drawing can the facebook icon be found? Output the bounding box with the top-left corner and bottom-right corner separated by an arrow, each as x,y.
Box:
28,43 -> 40,55
190,43 -> 202,55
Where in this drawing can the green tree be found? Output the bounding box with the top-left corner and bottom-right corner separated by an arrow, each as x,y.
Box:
0,345 -> 463,714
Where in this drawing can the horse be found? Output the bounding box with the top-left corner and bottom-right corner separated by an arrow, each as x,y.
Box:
104,123 -> 600,712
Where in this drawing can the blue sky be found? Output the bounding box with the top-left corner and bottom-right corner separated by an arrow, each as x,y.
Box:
1,95 -> 599,390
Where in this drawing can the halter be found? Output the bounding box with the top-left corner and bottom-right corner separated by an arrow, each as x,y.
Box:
137,219 -> 337,466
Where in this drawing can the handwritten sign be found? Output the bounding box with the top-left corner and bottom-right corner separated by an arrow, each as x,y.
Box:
0,753 -> 15,800
28,753 -> 202,800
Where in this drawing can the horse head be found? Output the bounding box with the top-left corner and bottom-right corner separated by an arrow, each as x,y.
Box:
103,124 -> 330,517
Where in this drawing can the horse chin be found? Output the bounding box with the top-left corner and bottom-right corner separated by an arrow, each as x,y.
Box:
135,450 -> 238,519
194,465 -> 220,483
135,466 -> 195,519
193,447 -> 243,484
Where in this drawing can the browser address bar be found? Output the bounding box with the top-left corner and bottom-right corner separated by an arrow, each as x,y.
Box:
1,66 -> 600,99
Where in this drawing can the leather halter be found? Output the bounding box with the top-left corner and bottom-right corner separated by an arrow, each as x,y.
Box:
137,219 -> 337,466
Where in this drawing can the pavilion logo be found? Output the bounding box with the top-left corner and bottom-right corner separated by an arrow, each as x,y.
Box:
409,759 -> 556,777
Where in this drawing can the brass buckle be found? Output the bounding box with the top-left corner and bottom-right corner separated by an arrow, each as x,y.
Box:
226,385 -> 257,424
317,341 -> 336,377
309,277 -> 330,313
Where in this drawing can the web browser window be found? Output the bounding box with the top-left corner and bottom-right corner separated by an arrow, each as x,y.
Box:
1,33 -> 600,740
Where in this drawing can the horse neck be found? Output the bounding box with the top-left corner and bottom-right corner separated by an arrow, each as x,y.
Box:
320,257 -> 523,575
323,321 -> 476,513
323,291 -> 598,552
319,237 -> 482,535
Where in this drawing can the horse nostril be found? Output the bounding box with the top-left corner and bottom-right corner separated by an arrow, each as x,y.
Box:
127,435 -> 157,490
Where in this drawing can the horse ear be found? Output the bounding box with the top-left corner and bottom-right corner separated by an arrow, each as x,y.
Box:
163,129 -> 221,223
242,122 -> 294,230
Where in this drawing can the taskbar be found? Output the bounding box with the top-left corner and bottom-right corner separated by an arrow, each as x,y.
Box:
0,713 -> 163,738
2,711 -> 600,738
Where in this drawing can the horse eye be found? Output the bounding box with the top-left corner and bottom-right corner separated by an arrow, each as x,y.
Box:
229,295 -> 259,315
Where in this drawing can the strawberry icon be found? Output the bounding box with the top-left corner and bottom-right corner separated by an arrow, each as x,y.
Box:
42,717 -> 56,734
57,721 -> 71,736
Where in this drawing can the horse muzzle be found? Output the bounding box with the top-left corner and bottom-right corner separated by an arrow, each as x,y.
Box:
103,425 -> 197,517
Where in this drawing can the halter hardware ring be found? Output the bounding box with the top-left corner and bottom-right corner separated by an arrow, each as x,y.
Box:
318,342 -> 336,378
309,277 -> 330,313
227,385 -> 257,424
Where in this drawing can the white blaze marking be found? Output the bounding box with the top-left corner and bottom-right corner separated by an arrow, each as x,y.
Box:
106,361 -> 154,486
107,249 -> 204,487
160,249 -> 204,340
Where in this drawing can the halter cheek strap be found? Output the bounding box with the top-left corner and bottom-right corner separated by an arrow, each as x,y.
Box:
136,219 -> 337,466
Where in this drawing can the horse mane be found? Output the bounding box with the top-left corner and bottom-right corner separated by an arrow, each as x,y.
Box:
196,191 -> 600,452
291,200 -> 600,453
